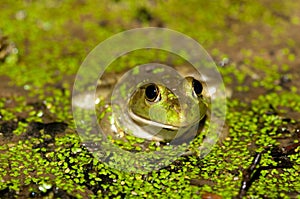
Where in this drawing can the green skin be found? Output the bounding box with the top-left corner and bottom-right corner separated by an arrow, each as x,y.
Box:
127,76 -> 208,141
94,75 -> 209,142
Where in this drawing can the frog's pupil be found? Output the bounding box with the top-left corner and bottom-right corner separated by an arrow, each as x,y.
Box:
145,84 -> 159,102
192,79 -> 203,95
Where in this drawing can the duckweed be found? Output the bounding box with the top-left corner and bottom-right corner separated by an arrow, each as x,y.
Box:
0,0 -> 300,198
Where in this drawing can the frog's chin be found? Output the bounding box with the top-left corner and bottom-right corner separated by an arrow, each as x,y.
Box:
126,109 -> 201,142
128,109 -> 177,130
129,118 -> 200,143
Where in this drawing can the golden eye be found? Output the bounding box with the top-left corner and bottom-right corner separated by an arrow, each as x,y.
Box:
145,84 -> 160,102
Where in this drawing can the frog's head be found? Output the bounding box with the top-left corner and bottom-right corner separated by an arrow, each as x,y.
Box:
128,76 -> 208,140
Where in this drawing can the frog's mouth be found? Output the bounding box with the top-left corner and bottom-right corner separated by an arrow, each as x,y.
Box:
128,109 -> 199,131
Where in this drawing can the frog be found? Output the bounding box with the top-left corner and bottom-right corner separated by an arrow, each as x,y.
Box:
73,64 -> 215,153
125,76 -> 208,142
92,64 -> 211,148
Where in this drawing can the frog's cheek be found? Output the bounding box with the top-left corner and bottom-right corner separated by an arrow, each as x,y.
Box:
148,105 -> 167,124
150,104 -> 187,127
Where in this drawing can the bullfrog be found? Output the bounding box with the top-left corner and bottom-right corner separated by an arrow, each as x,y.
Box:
94,64 -> 210,146
126,76 -> 208,142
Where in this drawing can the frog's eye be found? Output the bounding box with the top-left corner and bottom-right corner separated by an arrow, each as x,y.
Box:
145,84 -> 160,102
192,79 -> 203,96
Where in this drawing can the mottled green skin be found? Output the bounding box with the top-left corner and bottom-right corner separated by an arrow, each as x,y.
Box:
128,77 -> 208,131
